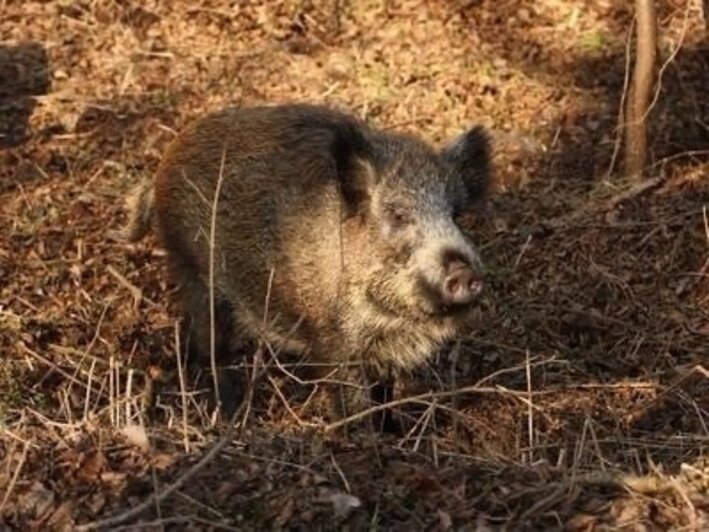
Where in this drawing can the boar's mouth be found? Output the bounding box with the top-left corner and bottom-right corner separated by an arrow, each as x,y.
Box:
363,279 -> 478,321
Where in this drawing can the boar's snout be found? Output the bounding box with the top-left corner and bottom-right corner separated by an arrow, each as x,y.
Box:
412,225 -> 485,317
442,251 -> 483,306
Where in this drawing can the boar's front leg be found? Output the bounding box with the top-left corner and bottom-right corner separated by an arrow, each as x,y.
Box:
328,361 -> 396,433
169,257 -> 244,416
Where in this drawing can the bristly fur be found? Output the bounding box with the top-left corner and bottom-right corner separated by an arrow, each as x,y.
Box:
125,103 -> 491,423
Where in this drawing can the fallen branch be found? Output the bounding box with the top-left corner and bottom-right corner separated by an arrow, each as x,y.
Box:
606,175 -> 664,209
324,384 -> 531,433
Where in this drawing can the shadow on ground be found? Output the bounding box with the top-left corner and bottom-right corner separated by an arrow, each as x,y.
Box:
450,0 -> 708,187
0,42 -> 51,149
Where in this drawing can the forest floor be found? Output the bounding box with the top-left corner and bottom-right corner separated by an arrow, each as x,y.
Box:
1,0 -> 708,529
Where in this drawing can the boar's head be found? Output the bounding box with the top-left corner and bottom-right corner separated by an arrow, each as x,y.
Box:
338,125 -> 491,323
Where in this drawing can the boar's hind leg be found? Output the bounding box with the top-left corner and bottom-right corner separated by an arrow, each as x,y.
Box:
171,262 -> 244,416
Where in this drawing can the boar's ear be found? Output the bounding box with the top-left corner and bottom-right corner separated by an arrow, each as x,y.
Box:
329,121 -> 377,217
440,126 -> 491,200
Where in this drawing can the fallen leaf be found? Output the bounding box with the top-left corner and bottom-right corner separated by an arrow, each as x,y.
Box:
87,492 -> 107,514
151,452 -> 174,470
120,424 -> 150,451
437,509 -> 452,531
100,471 -> 127,486
327,491 -> 361,519
567,512 -> 598,531
273,496 -> 295,527
18,482 -> 55,519
45,501 -> 74,530
76,450 -> 106,482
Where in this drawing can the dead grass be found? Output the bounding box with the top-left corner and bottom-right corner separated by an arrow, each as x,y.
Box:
1,0 -> 708,529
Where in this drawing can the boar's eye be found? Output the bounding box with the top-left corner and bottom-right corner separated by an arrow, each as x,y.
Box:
384,203 -> 413,230
452,202 -> 468,223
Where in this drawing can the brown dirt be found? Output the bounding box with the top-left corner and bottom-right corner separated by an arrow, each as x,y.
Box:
1,1 -> 708,530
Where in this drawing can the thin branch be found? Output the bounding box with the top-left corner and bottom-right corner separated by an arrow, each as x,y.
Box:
208,143 -> 229,413
606,17 -> 635,179
0,440 -> 30,513
324,384 -> 532,433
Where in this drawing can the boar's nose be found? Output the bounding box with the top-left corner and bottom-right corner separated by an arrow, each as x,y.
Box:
442,256 -> 483,306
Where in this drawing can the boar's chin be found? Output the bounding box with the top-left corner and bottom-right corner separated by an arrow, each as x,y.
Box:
417,299 -> 477,322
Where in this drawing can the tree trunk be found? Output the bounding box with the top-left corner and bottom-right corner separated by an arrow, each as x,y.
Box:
624,0 -> 658,179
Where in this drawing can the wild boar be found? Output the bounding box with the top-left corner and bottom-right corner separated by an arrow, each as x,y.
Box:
125,103 -> 490,424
